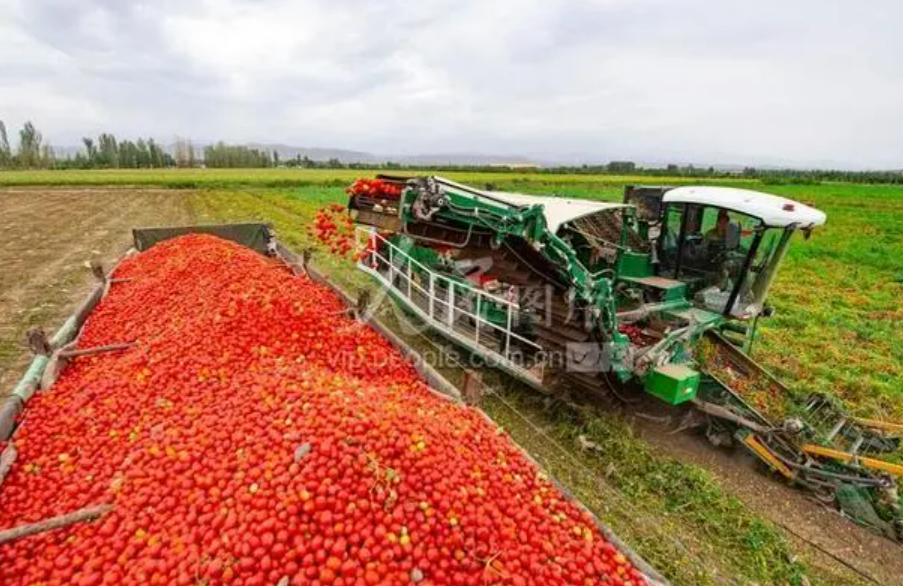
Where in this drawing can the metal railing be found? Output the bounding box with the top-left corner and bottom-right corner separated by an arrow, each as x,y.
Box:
354,227 -> 544,382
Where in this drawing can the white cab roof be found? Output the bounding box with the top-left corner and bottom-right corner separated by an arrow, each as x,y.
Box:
663,186 -> 826,229
485,191 -> 625,233
435,177 -> 625,233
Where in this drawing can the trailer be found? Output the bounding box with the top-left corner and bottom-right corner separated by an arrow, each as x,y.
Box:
0,223 -> 669,586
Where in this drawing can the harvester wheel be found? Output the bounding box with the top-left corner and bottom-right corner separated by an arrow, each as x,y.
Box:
601,372 -> 640,405
705,423 -> 734,448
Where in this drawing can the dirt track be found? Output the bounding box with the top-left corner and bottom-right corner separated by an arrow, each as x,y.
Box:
0,187 -> 194,392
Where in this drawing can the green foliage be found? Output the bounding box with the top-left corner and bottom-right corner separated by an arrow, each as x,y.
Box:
2,123 -> 901,182
147,138 -> 169,168
97,133 -> 119,168
0,120 -> 10,167
58,134 -> 174,169
606,160 -> 636,173
15,121 -> 50,169
204,142 -> 273,168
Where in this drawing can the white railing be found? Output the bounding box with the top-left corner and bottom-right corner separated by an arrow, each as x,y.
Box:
354,227 -> 544,380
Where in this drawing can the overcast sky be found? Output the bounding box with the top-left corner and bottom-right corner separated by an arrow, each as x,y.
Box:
1,0 -> 901,168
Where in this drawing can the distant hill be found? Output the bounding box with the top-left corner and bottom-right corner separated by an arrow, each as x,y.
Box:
249,144 -> 541,167
389,153 -> 541,167
55,141 -> 540,167
246,144 -> 378,164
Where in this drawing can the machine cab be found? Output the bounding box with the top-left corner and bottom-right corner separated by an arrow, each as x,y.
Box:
626,186 -> 826,319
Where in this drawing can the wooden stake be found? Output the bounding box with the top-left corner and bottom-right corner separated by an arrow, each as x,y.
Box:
89,260 -> 106,283
59,343 -> 135,359
43,343 -> 136,391
0,504 -> 114,546
301,249 -> 312,274
0,443 -> 17,488
462,371 -> 483,406
356,290 -> 371,317
26,327 -> 52,357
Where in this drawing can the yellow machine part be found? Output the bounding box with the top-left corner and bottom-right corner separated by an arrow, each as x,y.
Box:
742,434 -> 796,480
802,444 -> 903,477
851,417 -> 903,434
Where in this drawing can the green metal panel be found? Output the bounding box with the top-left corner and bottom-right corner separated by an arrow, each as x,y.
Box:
11,355 -> 50,403
615,251 -> 653,278
393,236 -> 440,267
645,364 -> 699,405
620,276 -> 687,302
661,283 -> 687,302
133,223 -> 273,255
662,307 -> 724,332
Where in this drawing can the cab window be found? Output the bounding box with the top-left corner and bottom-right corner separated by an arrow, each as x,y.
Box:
659,204 -> 684,270
658,203 -> 763,298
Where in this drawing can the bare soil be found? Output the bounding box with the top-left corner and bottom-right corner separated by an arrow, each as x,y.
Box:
0,187 -> 195,393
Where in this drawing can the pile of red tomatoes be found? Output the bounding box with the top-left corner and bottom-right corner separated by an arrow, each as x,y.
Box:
0,235 -> 646,586
346,179 -> 403,200
616,325 -> 651,348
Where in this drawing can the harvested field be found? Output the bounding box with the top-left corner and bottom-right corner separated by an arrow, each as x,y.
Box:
0,187 -> 194,393
2,173 -> 901,586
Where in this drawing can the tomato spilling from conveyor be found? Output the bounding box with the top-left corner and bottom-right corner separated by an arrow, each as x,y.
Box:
313,204 -> 354,258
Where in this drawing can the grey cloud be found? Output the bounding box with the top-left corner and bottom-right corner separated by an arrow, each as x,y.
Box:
1,0 -> 902,168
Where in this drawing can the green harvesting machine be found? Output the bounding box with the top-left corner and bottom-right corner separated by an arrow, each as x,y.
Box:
348,175 -> 903,538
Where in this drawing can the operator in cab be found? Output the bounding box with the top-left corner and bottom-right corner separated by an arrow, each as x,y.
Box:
705,210 -> 731,246
703,209 -> 744,299
704,209 -> 744,261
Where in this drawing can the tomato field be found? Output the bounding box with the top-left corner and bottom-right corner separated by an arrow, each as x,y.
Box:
2,170 -> 902,586
0,235 -> 646,586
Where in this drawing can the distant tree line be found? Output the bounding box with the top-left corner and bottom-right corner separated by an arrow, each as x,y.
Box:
525,162 -> 903,185
283,160 -> 901,184
0,119 -> 181,169
0,120 -> 56,169
69,134 -> 175,169
0,120 -> 283,170
204,142 -> 274,168
283,157 -> 903,184
284,155 -> 344,169
2,119 -> 902,183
